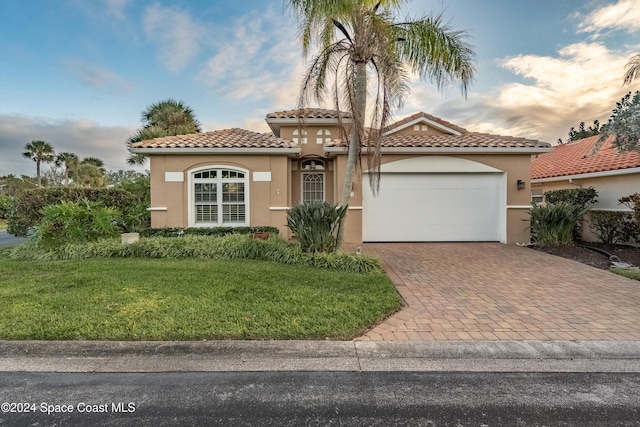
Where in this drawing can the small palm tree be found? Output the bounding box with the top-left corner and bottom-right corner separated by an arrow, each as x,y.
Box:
22,140 -> 55,186
127,99 -> 201,165
288,0 -> 475,246
624,52 -> 640,86
55,152 -> 79,186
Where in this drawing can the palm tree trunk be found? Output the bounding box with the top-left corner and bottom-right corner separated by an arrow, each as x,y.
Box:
36,160 -> 41,187
337,61 -> 367,249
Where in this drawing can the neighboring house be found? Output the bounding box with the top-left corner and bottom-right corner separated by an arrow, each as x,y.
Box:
531,134 -> 640,241
130,109 -> 551,244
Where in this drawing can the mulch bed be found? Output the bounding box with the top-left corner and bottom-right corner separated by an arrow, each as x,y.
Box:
531,242 -> 640,270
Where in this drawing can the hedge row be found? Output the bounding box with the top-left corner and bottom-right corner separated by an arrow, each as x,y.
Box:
8,187 -> 138,237
7,234 -> 380,273
140,226 -> 280,238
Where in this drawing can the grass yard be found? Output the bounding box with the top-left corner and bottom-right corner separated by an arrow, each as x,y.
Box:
0,256 -> 401,340
612,268 -> 640,281
0,219 -> 6,231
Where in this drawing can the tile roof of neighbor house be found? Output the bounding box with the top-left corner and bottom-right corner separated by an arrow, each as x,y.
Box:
531,134 -> 640,179
130,128 -> 296,149
383,111 -> 469,135
326,132 -> 550,149
266,108 -> 352,119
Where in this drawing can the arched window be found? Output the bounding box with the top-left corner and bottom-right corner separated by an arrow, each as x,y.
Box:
316,129 -> 331,144
301,159 -> 325,171
292,129 -> 308,144
191,167 -> 248,226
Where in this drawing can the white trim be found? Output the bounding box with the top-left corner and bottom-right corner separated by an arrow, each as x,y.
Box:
188,165 -> 250,228
348,206 -> 363,210
301,171 -> 325,202
325,146 -> 552,155
269,206 -> 290,211
130,147 -> 300,155
384,116 -> 462,136
164,172 -> 184,182
369,156 -> 503,173
252,172 -> 272,182
506,205 -> 532,209
147,207 -> 168,211
532,167 -> 640,183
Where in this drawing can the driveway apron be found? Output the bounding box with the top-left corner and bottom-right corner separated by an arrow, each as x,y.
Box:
360,243 -> 640,341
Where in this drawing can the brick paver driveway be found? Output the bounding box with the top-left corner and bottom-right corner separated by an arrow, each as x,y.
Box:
359,243 -> 640,341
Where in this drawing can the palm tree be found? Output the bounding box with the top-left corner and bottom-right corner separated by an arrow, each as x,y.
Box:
55,152 -> 79,186
287,0 -> 475,244
22,140 -> 56,186
624,52 -> 640,86
81,157 -> 105,169
127,99 -> 201,165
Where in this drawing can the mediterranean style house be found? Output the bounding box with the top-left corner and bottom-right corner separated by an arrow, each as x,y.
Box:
130,109 -> 551,244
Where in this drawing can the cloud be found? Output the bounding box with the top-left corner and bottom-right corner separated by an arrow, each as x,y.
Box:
578,0 -> 640,35
65,60 -> 133,92
412,41 -> 634,144
104,0 -> 129,21
198,8 -> 304,109
143,4 -> 205,73
0,115 -> 138,177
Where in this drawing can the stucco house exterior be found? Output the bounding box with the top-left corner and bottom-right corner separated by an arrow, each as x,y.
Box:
531,134 -> 640,241
130,109 -> 551,244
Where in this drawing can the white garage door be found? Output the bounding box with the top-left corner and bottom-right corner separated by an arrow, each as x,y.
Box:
362,173 -> 503,242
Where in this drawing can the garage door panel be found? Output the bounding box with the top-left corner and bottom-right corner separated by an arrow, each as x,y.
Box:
363,173 -> 503,242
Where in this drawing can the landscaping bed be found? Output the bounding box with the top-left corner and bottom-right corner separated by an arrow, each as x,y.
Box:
531,242 -> 640,270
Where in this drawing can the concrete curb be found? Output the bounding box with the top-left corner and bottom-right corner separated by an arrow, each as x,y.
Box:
2,340 -> 640,373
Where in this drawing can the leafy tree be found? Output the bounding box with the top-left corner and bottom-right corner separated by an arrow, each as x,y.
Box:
73,163 -> 106,187
0,175 -> 39,196
599,91 -> 640,152
127,99 -> 201,165
287,0 -> 475,246
557,120 -> 602,144
106,169 -> 147,186
55,152 -> 79,186
22,140 -> 55,186
624,52 -> 640,86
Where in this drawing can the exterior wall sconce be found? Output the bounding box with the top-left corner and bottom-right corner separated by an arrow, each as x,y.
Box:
517,179 -> 525,190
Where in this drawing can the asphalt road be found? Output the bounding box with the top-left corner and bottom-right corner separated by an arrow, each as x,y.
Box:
0,230 -> 25,247
1,371 -> 639,426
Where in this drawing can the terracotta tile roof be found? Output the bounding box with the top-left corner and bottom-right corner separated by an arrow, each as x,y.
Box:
531,135 -> 640,179
326,132 -> 550,149
383,111 -> 469,134
131,128 -> 295,149
266,108 -> 352,119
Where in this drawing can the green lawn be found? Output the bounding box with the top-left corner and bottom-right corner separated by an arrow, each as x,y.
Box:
0,219 -> 6,231
612,268 -> 640,281
0,256 -> 401,340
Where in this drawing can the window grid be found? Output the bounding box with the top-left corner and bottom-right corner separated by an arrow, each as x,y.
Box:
193,169 -> 247,225
302,173 -> 324,202
316,129 -> 331,144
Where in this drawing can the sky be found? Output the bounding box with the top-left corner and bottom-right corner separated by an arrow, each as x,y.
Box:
1,0 -> 640,177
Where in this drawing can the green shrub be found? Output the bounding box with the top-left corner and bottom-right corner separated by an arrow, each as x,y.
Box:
588,211 -> 638,244
8,187 -> 137,236
529,202 -> 588,246
34,200 -> 121,248
544,187 -> 598,208
0,195 -> 11,219
7,235 -> 381,273
619,193 -> 640,226
543,187 -> 598,241
140,226 -> 280,238
287,201 -> 348,253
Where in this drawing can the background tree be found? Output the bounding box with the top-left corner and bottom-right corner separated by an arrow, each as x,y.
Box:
599,91 -> 640,152
288,0 -> 475,245
22,140 -> 55,186
127,99 -> 201,165
106,169 -> 146,186
55,152 -> 79,185
557,120 -> 602,144
72,163 -> 106,187
624,52 -> 640,86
